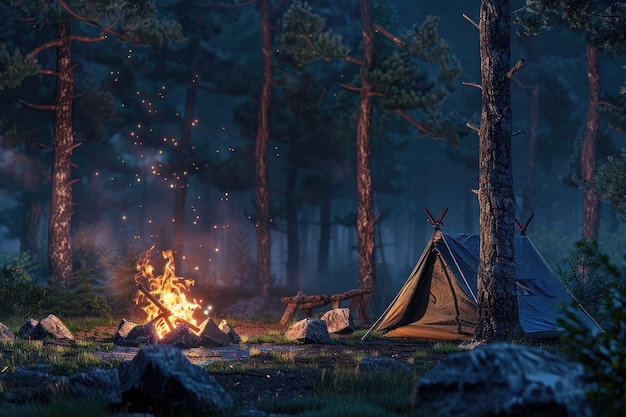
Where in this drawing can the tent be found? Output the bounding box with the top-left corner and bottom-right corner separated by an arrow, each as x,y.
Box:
364,229 -> 603,340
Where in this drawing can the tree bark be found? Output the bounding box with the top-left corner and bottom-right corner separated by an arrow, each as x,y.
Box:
355,0 -> 375,322
173,58 -> 199,274
48,20 -> 75,286
256,0 -> 272,298
582,43 -> 599,240
476,0 -> 520,342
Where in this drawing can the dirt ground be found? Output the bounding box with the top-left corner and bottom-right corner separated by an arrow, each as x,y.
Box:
1,319 -> 443,414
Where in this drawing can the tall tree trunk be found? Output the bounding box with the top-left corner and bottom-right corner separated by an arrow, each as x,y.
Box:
48,20 -> 75,286
582,43 -> 599,240
476,0 -> 520,342
173,58 -> 199,274
256,0 -> 272,297
285,161 -> 299,291
356,0 -> 375,322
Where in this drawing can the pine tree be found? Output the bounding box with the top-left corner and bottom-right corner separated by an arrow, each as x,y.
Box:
475,0 -> 521,342
0,0 -> 182,286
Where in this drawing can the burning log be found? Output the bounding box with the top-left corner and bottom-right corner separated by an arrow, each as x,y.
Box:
279,288 -> 370,326
135,284 -> 201,335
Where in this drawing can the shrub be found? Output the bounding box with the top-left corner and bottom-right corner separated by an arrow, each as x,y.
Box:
0,255 -> 47,319
559,283 -> 626,416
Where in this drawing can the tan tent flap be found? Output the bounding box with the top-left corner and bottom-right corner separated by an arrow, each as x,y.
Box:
383,325 -> 472,340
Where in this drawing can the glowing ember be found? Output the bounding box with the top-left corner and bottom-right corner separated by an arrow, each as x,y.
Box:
134,246 -> 202,339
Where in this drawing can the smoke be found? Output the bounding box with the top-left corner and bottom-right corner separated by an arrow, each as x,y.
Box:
0,146 -> 46,190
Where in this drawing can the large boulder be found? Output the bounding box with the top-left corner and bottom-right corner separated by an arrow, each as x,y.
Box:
321,308 -> 355,334
413,342 -> 593,417
31,314 -> 74,340
0,323 -> 15,342
119,344 -> 233,415
284,318 -> 330,344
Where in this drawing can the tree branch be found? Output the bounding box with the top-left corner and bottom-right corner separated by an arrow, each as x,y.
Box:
507,58 -> 525,78
19,99 -> 55,111
466,122 -> 480,133
462,81 -> 482,90
340,83 -> 361,92
56,0 -> 129,41
373,24 -> 405,48
38,69 -> 60,76
596,100 -> 618,109
28,39 -> 63,58
463,13 -> 479,29
394,109 -> 441,137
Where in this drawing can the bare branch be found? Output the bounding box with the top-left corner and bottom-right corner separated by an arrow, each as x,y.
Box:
507,58 -> 525,78
38,69 -> 60,76
596,100 -> 618,110
374,24 -> 405,48
512,130 -> 523,137
463,13 -> 479,29
462,81 -> 482,90
19,99 -> 55,111
394,109 -> 441,137
466,122 -> 480,133
340,83 -> 361,92
342,55 -> 365,66
28,39 -> 63,58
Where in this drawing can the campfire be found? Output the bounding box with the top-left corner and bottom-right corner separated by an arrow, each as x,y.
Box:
133,246 -> 203,339
112,246 -> 239,348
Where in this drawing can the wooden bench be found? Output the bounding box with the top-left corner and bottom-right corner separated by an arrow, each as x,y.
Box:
279,288 -> 370,326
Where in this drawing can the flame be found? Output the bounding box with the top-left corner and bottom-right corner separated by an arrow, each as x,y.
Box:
134,245 -> 202,339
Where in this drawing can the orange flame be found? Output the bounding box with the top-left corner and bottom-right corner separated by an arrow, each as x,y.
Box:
134,245 -> 202,339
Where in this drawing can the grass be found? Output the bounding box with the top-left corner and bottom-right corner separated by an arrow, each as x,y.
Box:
0,315 -> 452,417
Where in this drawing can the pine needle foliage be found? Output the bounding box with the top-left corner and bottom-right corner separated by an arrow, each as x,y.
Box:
0,255 -> 47,320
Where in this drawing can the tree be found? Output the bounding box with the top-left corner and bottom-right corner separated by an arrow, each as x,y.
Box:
279,0 -> 461,319
518,1 -> 626,239
474,0 -> 521,341
1,0 -> 182,285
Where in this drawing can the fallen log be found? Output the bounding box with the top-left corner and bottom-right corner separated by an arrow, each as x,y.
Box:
279,288 -> 370,326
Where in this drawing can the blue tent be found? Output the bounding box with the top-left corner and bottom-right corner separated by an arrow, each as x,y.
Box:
365,230 -> 603,340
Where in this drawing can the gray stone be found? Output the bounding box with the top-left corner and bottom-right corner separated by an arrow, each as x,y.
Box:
219,319 -> 241,344
199,318 -> 231,347
0,322 -> 15,341
413,342 -> 593,417
160,323 -> 202,348
356,357 -> 411,374
31,314 -> 74,340
321,308 -> 355,334
17,319 -> 38,339
115,321 -> 158,346
284,318 -> 330,344
112,319 -> 137,344
119,344 -> 233,415
58,368 -> 122,405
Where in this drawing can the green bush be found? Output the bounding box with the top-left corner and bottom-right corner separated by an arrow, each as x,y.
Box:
559,285 -> 626,416
0,255 -> 47,319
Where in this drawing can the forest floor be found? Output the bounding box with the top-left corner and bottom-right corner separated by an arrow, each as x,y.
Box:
1,318 -> 447,415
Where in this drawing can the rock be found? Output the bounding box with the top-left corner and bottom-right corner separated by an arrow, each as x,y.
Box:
199,318 -> 231,347
0,323 -> 15,341
57,368 -> 122,405
160,323 -> 202,348
115,321 -> 158,346
356,357 -> 411,374
413,342 -> 593,417
284,318 -> 330,344
219,319 -> 241,344
31,314 -> 74,340
119,344 -> 233,415
321,308 -> 355,334
112,319 -> 138,345
17,319 -> 38,339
